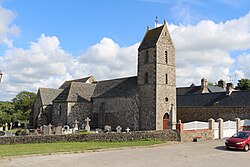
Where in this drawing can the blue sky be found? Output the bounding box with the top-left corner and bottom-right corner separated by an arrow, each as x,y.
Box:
0,0 -> 250,100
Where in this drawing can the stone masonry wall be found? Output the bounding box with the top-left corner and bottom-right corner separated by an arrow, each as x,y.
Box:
92,96 -> 140,131
0,130 -> 179,145
178,107 -> 250,123
180,129 -> 214,142
67,102 -> 92,128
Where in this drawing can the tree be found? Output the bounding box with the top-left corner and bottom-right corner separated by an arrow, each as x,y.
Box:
236,79 -> 250,90
12,91 -> 36,122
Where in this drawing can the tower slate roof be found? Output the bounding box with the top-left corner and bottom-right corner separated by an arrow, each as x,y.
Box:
39,88 -> 63,106
54,82 -> 96,102
92,76 -> 137,98
177,90 -> 250,107
138,25 -> 164,51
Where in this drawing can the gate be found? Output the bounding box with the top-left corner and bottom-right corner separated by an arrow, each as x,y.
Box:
223,120 -> 236,138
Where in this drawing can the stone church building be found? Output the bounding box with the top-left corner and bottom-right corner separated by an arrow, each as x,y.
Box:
31,21 -> 250,131
31,21 -> 177,131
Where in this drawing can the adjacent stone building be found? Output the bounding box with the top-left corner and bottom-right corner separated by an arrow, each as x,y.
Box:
31,21 -> 177,131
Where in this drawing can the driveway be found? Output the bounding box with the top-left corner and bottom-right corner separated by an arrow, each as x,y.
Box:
1,139 -> 250,167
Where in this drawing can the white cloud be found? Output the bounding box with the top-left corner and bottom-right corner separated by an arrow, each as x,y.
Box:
0,5 -> 19,48
0,34 -> 87,100
0,35 -> 139,100
79,37 -> 139,80
168,12 -> 250,86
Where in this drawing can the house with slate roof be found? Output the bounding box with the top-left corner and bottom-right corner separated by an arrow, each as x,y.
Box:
30,21 -> 250,130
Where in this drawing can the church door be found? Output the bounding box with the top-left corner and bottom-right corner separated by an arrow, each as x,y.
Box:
163,113 -> 169,130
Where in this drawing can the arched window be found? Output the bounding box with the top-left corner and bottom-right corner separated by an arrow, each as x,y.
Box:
165,50 -> 168,64
145,72 -> 149,84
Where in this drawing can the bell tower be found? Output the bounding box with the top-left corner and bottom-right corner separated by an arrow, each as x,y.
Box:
138,20 -> 176,130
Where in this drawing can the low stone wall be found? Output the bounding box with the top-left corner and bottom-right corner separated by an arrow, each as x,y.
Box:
180,129 -> 214,142
0,130 -> 179,145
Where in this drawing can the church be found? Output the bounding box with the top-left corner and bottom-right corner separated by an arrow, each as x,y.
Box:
31,21 -> 250,131
31,21 -> 177,131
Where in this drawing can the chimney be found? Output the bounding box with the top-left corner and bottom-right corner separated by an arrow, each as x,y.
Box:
226,83 -> 234,96
201,78 -> 209,93
218,79 -> 226,90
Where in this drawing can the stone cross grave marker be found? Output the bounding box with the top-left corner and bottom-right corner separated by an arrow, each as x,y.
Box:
116,126 -> 122,133
5,123 -> 8,131
126,127 -> 130,132
85,117 -> 91,132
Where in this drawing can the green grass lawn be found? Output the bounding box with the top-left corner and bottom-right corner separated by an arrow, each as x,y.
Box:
0,140 -> 165,158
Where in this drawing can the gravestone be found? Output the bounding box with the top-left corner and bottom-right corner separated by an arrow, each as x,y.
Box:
48,124 -> 52,135
10,122 -> 13,130
5,123 -> 8,131
116,126 -> 122,133
4,131 -> 14,137
126,127 -> 130,132
104,125 -> 112,133
0,126 -> 3,131
55,126 -> 63,135
43,125 -> 48,135
63,125 -> 72,134
73,120 -> 79,133
85,117 -> 91,132
81,124 -> 86,129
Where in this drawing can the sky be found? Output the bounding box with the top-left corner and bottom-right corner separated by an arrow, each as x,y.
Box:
0,0 -> 250,101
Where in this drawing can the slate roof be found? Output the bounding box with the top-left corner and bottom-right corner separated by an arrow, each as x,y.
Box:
59,76 -> 95,89
177,90 -> 250,107
92,76 -> 137,98
138,25 -> 164,51
39,88 -> 63,106
54,82 -> 96,102
177,85 -> 225,95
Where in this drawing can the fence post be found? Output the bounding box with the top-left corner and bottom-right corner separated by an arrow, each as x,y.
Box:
235,118 -> 241,133
176,119 -> 183,133
208,118 -> 215,130
217,118 -> 224,139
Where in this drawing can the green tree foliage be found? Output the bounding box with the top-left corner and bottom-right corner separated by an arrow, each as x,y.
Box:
12,91 -> 36,122
237,79 -> 250,90
0,91 -> 36,124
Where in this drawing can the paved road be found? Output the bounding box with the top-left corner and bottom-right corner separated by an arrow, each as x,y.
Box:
1,139 -> 250,167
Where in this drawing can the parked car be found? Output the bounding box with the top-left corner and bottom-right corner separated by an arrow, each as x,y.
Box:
225,131 -> 250,152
